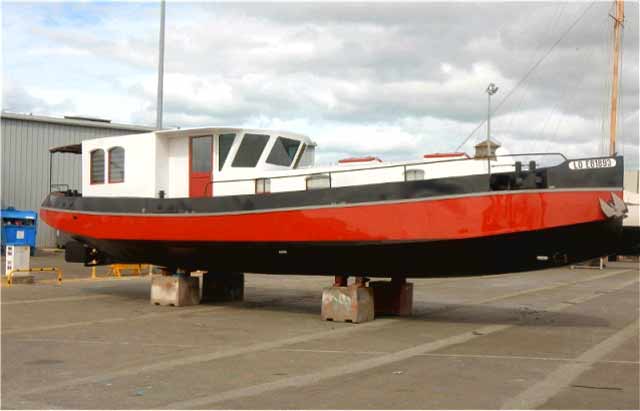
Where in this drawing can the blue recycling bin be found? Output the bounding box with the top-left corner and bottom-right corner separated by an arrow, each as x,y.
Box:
1,207 -> 38,255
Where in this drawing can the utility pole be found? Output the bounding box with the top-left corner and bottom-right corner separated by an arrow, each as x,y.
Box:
484,83 -> 498,187
156,0 -> 166,130
609,0 -> 624,156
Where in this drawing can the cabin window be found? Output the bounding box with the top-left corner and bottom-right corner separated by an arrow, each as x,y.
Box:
297,145 -> 315,168
405,169 -> 425,181
90,149 -> 105,184
218,133 -> 235,171
266,137 -> 301,167
232,133 -> 269,167
108,146 -> 125,183
191,135 -> 213,172
255,178 -> 271,194
306,174 -> 331,190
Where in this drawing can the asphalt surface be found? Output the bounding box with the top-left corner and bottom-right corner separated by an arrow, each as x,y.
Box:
1,255 -> 638,409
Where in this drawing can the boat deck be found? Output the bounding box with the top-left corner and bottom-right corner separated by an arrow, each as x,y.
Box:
1,253 -> 638,409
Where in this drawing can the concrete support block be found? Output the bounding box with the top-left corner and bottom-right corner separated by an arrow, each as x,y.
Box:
150,274 -> 200,306
202,272 -> 244,303
370,280 -> 413,316
321,285 -> 375,323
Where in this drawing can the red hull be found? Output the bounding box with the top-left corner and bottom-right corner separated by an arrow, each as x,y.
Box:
41,190 -> 618,243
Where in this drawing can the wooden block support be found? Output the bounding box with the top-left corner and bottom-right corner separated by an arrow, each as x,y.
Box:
150,274 -> 200,306
321,285 -> 375,323
201,272 -> 244,303
370,280 -> 413,316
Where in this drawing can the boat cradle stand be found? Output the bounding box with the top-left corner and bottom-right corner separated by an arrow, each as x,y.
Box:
150,269 -> 244,307
321,276 -> 413,323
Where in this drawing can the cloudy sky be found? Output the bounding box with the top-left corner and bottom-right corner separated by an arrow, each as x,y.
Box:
2,1 -> 638,167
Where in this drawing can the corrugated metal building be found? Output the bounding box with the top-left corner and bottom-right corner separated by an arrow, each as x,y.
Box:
1,112 -> 155,247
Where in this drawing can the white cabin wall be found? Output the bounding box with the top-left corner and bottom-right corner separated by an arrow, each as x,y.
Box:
269,176 -> 307,193
82,132 -> 157,197
332,166 -> 404,187
167,136 -> 189,198
155,136 -> 170,196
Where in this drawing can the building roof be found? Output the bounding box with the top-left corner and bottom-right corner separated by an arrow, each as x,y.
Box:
1,111 -> 156,132
49,144 -> 82,154
474,138 -> 501,148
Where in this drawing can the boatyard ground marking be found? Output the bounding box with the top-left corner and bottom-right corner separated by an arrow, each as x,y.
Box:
1,294 -> 113,305
472,269 -> 632,305
10,337 -> 198,349
271,349 -> 640,365
500,320 -> 639,409
160,276 -> 638,409
38,275 -> 148,285
2,305 -> 226,336
1,274 -> 148,287
12,269 -> 636,400
15,318 -> 398,397
415,352 -> 640,365
164,325 -> 516,409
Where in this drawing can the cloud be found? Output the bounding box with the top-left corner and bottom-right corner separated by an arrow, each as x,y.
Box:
2,82 -> 75,115
2,1 -> 638,169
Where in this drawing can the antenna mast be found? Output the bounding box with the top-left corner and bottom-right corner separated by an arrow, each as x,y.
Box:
609,0 -> 624,156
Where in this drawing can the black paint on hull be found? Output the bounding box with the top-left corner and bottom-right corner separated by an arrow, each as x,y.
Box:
77,219 -> 623,278
619,226 -> 640,256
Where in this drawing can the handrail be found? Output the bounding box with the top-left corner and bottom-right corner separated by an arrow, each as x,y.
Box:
210,152 -> 569,186
7,267 -> 63,286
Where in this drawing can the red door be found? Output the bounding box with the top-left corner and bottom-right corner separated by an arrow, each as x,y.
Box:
189,135 -> 213,197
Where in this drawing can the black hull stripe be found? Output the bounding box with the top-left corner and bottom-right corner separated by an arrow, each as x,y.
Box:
42,186 -> 620,217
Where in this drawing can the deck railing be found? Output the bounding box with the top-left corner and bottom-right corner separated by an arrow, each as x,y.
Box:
204,152 -> 568,197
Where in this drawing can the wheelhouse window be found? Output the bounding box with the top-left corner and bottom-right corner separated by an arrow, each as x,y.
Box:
232,133 -> 270,167
218,133 -> 235,170
255,178 -> 271,194
266,137 -> 301,167
306,174 -> 331,190
90,149 -> 105,184
297,145 -> 315,168
108,146 -> 125,183
405,169 -> 425,181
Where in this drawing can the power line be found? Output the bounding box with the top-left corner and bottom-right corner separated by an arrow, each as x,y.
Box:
504,1 -> 569,135
455,1 -> 598,152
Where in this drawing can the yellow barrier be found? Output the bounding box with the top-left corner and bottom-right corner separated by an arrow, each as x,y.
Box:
109,264 -> 149,277
7,267 -> 63,286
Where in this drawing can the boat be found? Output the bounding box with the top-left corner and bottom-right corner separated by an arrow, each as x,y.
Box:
40,0 -> 630,278
41,129 -> 625,277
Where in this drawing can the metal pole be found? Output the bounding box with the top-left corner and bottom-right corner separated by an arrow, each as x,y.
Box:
49,152 -> 52,192
487,92 -> 491,141
485,83 -> 498,187
487,92 -> 491,187
609,0 -> 624,156
156,0 -> 166,130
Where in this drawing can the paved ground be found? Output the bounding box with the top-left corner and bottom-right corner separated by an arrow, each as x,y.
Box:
1,256 -> 638,409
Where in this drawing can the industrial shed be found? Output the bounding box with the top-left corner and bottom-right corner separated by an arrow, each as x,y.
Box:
1,112 -> 155,248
